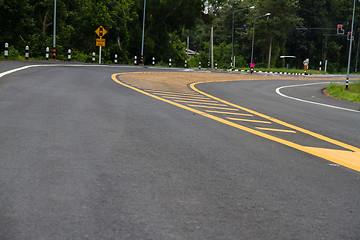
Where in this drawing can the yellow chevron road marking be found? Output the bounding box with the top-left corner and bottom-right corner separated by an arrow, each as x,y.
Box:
112,73 -> 360,172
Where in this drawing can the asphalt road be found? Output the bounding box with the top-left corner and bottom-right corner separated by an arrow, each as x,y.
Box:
0,62 -> 359,240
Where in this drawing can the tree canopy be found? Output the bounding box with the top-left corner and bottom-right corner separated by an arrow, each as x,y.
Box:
1,0 -> 360,72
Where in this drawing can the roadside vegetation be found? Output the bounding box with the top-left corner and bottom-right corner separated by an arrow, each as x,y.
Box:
1,0 -> 360,72
325,81 -> 360,103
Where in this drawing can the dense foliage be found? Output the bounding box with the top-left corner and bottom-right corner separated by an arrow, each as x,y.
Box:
1,0 -> 360,72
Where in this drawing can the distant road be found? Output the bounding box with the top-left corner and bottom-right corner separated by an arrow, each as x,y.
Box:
0,62 -> 359,240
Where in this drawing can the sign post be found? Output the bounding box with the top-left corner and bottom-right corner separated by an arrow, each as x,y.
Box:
95,26 -> 107,64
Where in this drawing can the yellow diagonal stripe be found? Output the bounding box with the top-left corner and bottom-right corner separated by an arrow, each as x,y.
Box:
256,127 -> 296,133
227,117 -> 272,124
205,110 -> 253,116
187,104 -> 239,111
162,96 -> 211,100
173,100 -> 227,106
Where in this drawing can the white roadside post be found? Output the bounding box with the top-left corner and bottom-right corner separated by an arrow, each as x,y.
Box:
4,43 -> 9,60
25,46 -> 29,60
92,52 -> 96,63
46,47 -> 49,60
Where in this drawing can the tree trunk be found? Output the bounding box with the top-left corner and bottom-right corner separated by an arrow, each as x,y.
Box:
42,8 -> 52,42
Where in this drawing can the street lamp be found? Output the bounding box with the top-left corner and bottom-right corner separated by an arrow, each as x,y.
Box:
231,6 -> 255,70
250,12 -> 270,66
345,0 -> 357,89
140,0 -> 146,65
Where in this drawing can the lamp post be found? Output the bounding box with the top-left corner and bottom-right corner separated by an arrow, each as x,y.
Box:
52,0 -> 57,59
250,13 -> 270,66
232,6 -> 255,70
140,0 -> 146,65
345,0 -> 357,90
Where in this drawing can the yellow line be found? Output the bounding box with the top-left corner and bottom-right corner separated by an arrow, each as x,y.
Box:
256,127 -> 296,133
205,110 -> 253,116
227,118 -> 272,124
190,82 -> 360,153
173,100 -> 227,106
187,104 -> 239,111
112,73 -> 360,172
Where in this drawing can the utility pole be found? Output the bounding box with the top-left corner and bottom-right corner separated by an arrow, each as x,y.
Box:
140,0 -> 146,65
346,0 -> 357,89
52,0 -> 57,59
211,27 -> 214,70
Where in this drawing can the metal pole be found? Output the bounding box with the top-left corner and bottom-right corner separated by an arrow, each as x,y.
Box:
346,0 -> 356,90
232,12 -> 235,70
251,18 -> 255,64
211,26 -> 214,70
355,30 -> 360,72
251,13 -> 270,67
231,7 -> 255,71
53,0 -> 57,59
140,0 -> 146,64
99,46 -> 102,64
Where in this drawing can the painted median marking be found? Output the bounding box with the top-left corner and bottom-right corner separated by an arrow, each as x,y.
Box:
112,72 -> 360,172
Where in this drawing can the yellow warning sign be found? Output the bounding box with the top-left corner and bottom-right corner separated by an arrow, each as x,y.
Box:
95,26 -> 107,38
96,39 -> 106,47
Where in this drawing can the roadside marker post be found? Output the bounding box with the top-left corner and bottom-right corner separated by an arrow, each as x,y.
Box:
67,49 -> 71,61
46,47 -> 49,60
185,60 -> 188,68
92,52 -> 96,63
4,43 -> 9,60
25,46 -> 29,60
169,59 -> 172,67
215,63 -> 218,70
152,57 -> 155,66
114,54 -> 118,64
199,62 -> 201,69
134,56 -> 138,65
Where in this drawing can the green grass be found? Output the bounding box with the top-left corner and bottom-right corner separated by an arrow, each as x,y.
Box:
326,81 -> 360,103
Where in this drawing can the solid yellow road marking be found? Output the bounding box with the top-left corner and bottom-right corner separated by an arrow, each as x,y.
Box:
112,73 -> 360,172
173,100 -> 227,106
205,110 -> 253,116
227,118 -> 272,124
304,147 -> 360,171
256,127 -> 296,133
190,82 -> 360,153
187,104 -> 239,111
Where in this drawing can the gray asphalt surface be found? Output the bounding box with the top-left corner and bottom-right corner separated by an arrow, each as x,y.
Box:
0,62 -> 359,240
